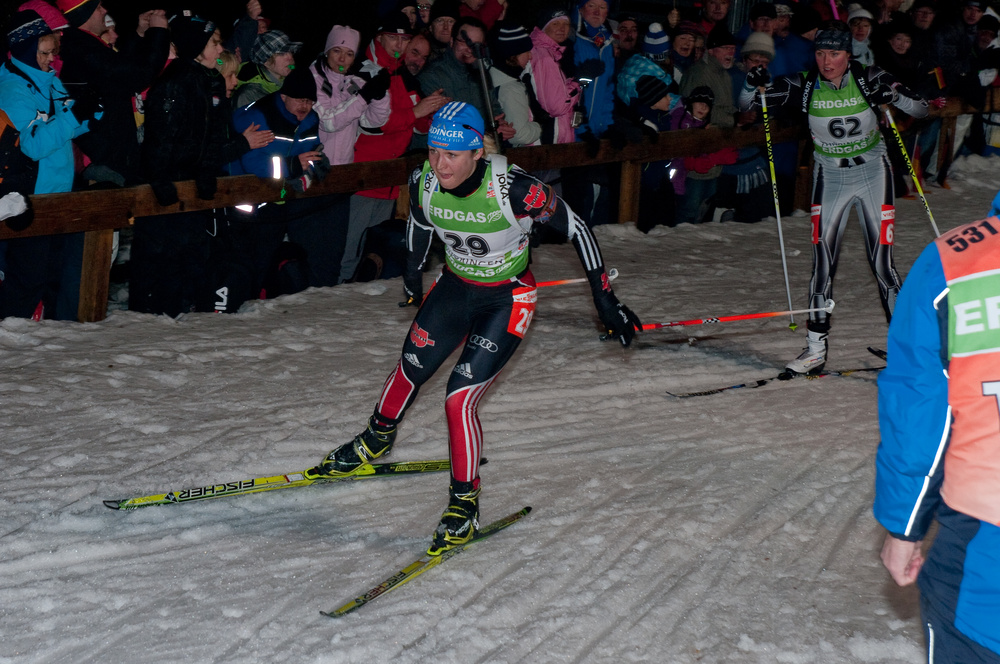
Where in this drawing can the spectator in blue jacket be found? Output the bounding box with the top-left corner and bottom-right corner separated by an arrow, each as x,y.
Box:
570,0 -> 615,139
230,66 -> 346,293
0,10 -> 91,320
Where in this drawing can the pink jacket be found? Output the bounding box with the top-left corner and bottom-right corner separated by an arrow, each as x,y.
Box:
529,27 -> 579,144
309,60 -> 391,166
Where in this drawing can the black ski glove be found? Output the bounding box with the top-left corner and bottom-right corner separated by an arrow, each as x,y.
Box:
150,180 -> 179,207
360,69 -> 391,103
870,84 -> 898,105
594,292 -> 642,347
575,58 -> 605,81
310,152 -> 332,182
195,172 -> 217,201
745,64 -> 770,89
400,271 -> 423,307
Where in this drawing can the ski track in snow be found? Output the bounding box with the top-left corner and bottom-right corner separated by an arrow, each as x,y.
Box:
2,158 -> 991,663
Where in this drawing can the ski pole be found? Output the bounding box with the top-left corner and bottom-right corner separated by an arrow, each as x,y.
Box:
464,30 -> 501,152
641,300 -> 835,330
884,106 -> 940,237
537,267 -> 618,288
760,86 -> 798,331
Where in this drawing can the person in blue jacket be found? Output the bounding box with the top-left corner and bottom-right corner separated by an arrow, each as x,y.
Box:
562,0 -> 617,227
875,211 -> 1000,663
229,66 -> 347,294
0,10 -> 92,320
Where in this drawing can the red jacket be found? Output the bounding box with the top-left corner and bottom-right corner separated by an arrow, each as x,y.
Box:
458,0 -> 504,30
354,39 -> 433,199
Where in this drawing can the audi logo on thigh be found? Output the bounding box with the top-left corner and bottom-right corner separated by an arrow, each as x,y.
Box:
468,335 -> 498,352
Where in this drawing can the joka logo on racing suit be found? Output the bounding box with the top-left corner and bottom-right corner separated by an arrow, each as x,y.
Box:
496,170 -> 510,204
467,334 -> 498,352
523,184 -> 547,210
409,321 -> 435,348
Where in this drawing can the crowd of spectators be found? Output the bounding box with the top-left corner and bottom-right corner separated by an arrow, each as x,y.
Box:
0,0 -> 995,319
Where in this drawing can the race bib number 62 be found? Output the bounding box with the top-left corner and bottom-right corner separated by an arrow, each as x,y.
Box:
880,205 -> 895,245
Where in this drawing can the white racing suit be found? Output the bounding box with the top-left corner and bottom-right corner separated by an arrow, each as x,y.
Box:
739,62 -> 928,331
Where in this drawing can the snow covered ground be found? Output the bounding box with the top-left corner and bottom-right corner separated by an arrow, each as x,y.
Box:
1,158 -> 994,664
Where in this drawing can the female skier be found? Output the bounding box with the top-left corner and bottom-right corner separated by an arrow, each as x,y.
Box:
738,20 -> 928,374
304,102 -> 641,554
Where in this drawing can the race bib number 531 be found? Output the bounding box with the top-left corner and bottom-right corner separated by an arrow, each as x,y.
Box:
508,286 -> 537,338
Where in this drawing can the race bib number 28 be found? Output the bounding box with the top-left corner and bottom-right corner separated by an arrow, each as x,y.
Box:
508,286 -> 537,338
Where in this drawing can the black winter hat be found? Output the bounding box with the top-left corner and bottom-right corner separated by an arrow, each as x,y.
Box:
491,21 -> 533,59
169,12 -> 216,60
430,0 -> 461,23
635,75 -> 670,107
379,11 -> 414,35
536,4 -> 570,30
749,3 -> 777,20
706,24 -> 735,49
685,85 -> 715,109
280,65 -> 317,101
6,9 -> 51,65
814,20 -> 851,51
979,14 -> 1000,33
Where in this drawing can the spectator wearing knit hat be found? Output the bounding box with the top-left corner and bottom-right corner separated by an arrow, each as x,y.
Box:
57,0 -> 170,186
849,6 -> 875,66
426,0 -> 460,61
615,73 -> 685,231
717,31 -> 775,224
561,0 -> 617,227
677,24 -> 741,223
736,2 -> 777,52
907,0 -> 936,65
17,0 -> 69,74
230,65 -> 351,295
529,6 -> 579,144
233,29 -> 302,107
307,22 -> 394,284
130,14 -> 239,317
734,2 -> 776,66
616,23 -> 680,113
0,9 -> 91,320
680,24 -> 737,129
488,22 -> 543,146
347,20 -> 445,281
670,21 -> 702,78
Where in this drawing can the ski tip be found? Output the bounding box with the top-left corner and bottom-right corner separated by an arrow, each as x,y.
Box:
481,457 -> 489,466
103,500 -> 123,510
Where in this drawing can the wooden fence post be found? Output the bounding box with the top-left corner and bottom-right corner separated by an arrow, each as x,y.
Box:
619,160 -> 642,224
78,228 -> 115,322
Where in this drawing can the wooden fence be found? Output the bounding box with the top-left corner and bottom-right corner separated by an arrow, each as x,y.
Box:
0,94 -> 983,323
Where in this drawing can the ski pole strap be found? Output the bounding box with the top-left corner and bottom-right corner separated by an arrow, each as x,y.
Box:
642,301 -> 835,330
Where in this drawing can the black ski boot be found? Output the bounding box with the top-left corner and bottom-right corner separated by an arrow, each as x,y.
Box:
305,416 -> 396,480
427,480 -> 480,556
